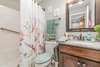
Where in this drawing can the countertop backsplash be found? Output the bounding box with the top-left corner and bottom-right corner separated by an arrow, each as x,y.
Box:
65,32 -> 97,42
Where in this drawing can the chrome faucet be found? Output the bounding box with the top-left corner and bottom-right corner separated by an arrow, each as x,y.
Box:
79,33 -> 84,40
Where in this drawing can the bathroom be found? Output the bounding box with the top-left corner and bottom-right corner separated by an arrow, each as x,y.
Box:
20,0 -> 100,67
0,0 -> 100,67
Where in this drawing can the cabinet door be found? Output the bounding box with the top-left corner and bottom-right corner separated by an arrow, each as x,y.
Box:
78,59 -> 100,67
61,54 -> 78,67
59,53 -> 64,67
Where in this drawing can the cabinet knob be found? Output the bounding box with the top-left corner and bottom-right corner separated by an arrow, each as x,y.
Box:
77,60 -> 87,67
82,63 -> 86,67
77,62 -> 81,65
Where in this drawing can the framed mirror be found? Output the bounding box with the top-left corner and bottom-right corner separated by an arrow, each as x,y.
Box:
66,0 -> 96,31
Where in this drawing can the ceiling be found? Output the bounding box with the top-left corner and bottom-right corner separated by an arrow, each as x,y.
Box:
0,0 -> 20,11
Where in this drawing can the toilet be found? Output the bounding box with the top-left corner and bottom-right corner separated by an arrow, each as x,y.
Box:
45,41 -> 58,54
32,41 -> 58,67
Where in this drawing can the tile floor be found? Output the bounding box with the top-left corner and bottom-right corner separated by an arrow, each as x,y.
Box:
0,31 -> 20,67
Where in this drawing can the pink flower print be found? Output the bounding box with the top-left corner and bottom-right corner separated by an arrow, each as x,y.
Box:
26,43 -> 36,52
19,33 -> 26,41
31,45 -> 36,52
39,44 -> 45,53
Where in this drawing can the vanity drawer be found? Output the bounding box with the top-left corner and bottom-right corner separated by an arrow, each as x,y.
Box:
59,53 -> 100,67
59,45 -> 100,63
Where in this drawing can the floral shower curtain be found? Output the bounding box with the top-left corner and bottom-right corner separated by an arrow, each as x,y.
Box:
20,0 -> 46,67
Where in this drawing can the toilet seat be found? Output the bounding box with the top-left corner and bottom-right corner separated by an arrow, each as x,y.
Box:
33,52 -> 53,64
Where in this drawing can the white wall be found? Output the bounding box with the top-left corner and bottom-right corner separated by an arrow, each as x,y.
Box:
0,5 -> 20,32
0,5 -> 20,67
40,0 -> 66,38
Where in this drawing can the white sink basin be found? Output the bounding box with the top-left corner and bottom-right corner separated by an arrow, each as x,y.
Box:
59,40 -> 100,50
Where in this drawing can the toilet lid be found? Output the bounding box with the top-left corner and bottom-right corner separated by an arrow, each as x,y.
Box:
33,52 -> 53,64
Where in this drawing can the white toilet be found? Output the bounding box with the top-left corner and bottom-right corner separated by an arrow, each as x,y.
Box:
45,41 -> 58,54
32,41 -> 58,67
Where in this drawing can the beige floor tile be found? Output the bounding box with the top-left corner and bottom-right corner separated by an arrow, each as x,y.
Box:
0,31 -> 20,67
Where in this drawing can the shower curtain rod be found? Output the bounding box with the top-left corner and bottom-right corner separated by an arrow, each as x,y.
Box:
0,27 -> 20,34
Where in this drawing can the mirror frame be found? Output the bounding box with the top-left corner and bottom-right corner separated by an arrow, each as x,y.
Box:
66,0 -> 96,32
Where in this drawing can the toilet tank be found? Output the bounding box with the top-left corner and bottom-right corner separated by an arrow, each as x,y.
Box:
45,41 -> 58,53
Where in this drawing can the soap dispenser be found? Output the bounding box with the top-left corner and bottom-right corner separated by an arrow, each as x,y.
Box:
80,16 -> 85,28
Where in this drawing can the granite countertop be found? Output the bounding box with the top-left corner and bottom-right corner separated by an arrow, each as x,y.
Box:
58,40 -> 100,50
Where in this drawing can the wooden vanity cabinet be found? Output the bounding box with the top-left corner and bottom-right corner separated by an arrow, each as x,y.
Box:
78,58 -> 100,67
60,54 -> 79,67
58,44 -> 100,67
